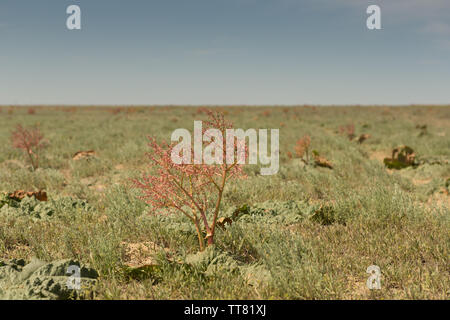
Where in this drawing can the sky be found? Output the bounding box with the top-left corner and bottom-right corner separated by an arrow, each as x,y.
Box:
0,0 -> 449,105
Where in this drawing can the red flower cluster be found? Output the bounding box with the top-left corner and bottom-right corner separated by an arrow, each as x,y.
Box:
134,110 -> 247,251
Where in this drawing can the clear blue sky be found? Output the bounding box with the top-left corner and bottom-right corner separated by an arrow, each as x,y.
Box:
0,0 -> 449,105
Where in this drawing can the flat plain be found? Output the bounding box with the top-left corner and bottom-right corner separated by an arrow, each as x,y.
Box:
0,105 -> 448,299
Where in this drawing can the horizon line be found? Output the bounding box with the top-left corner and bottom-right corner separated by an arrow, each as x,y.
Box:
1,104 -> 450,108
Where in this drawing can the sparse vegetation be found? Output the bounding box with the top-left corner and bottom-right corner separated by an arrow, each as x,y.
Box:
10,124 -> 47,171
339,123 -> 356,141
0,105 -> 449,300
295,135 -> 311,164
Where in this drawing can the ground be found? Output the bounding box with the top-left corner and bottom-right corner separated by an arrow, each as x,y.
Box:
0,105 -> 448,299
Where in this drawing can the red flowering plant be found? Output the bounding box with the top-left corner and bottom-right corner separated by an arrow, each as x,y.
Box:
11,124 -> 48,171
134,110 -> 247,251
339,123 -> 356,141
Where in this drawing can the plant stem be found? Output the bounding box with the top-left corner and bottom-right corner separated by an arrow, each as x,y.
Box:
208,167 -> 228,246
194,218 -> 205,251
27,150 -> 37,171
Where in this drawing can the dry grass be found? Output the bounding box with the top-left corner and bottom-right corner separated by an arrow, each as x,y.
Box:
0,105 -> 448,300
